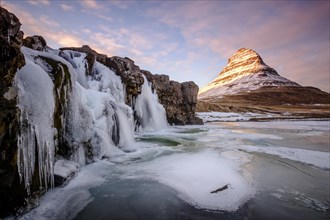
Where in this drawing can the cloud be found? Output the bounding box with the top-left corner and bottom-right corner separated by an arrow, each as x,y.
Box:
95,13 -> 113,22
60,4 -> 74,11
80,0 -> 101,9
40,15 -> 60,27
56,35 -> 84,47
28,0 -> 50,6
109,0 -> 134,9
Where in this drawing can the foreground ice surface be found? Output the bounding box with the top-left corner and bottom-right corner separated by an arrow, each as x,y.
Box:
20,161 -> 112,220
121,149 -> 255,211
19,120 -> 329,219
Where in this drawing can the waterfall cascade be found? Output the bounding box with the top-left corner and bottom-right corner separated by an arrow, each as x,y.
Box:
15,47 -> 168,192
134,75 -> 168,132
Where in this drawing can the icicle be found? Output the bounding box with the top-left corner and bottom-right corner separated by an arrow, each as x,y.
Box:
15,48 -> 56,193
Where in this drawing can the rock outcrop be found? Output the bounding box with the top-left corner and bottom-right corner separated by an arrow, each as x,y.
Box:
0,6 -> 27,217
147,74 -> 203,125
198,48 -> 300,99
23,35 -> 47,51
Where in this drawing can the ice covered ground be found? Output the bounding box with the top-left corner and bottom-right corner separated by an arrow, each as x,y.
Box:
121,149 -> 254,211
197,111 -> 278,122
18,120 -> 330,220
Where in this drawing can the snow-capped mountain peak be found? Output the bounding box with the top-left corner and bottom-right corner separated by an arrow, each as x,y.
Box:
198,48 -> 300,99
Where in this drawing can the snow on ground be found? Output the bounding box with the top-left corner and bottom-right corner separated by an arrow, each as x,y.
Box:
236,120 -> 330,131
197,111 -> 276,122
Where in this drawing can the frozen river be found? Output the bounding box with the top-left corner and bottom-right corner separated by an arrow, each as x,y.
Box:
20,120 -> 330,220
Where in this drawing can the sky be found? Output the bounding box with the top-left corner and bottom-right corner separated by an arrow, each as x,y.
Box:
3,0 -> 330,92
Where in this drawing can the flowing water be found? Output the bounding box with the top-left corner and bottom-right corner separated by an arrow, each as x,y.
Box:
20,120 -> 330,220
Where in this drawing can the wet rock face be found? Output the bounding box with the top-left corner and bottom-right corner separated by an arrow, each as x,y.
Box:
0,7 -> 23,48
151,74 -> 203,125
0,6 -> 26,218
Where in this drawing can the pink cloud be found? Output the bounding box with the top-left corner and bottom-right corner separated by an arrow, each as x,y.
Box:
80,0 -> 101,9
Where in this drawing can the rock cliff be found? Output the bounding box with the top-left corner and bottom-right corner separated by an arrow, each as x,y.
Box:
145,74 -> 203,125
0,6 -> 27,217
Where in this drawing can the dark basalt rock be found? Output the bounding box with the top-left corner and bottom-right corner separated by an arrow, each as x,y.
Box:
151,74 -> 203,125
0,6 -> 26,218
23,35 -> 47,51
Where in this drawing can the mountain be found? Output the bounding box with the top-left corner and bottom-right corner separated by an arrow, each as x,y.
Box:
197,48 -> 330,117
198,48 -> 300,99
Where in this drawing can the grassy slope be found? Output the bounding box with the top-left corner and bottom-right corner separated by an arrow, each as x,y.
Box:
197,86 -> 330,119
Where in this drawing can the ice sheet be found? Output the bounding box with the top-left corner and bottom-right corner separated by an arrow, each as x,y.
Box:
122,149 -> 255,211
19,161 -> 112,220
240,145 -> 330,169
197,111 -> 276,122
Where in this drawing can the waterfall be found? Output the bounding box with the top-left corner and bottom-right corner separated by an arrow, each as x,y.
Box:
15,47 -> 168,193
134,75 -> 168,131
62,51 -> 135,160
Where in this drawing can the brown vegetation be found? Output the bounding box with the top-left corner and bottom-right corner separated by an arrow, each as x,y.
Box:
197,86 -> 330,119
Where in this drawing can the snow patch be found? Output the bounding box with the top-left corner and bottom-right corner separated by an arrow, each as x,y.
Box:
197,111 -> 276,122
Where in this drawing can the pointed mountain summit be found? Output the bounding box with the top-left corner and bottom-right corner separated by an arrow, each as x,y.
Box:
198,48 -> 300,99
197,48 -> 329,116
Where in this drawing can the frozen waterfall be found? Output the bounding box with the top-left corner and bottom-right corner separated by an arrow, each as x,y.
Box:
15,48 -> 58,194
15,47 -> 168,193
134,75 -> 168,132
